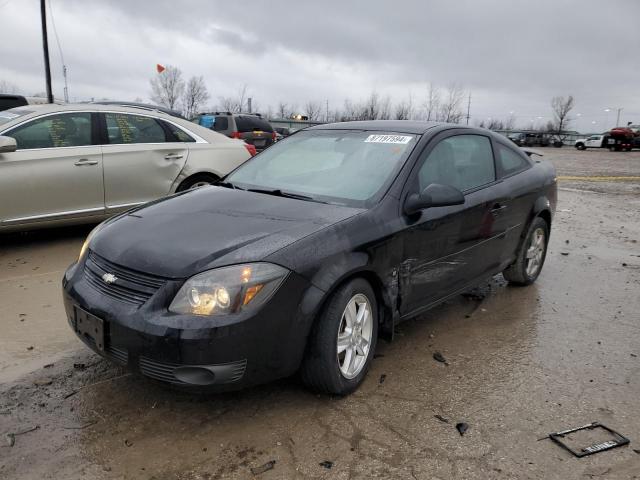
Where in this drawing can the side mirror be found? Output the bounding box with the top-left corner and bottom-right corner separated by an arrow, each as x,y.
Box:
0,136 -> 17,153
404,183 -> 465,216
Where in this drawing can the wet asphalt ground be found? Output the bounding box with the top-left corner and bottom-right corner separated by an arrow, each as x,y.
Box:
1,148 -> 639,479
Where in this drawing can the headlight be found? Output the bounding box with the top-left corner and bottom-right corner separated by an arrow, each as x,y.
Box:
78,224 -> 103,261
169,263 -> 288,316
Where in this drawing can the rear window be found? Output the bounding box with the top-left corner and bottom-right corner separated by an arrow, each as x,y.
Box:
212,116 -> 229,131
235,116 -> 273,133
0,108 -> 33,127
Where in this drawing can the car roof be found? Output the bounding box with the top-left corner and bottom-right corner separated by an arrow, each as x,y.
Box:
307,120 -> 444,134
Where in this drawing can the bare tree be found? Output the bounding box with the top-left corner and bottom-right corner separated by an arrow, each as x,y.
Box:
423,82 -> 440,121
182,76 -> 209,119
218,85 -> 250,113
394,99 -> 411,120
304,100 -> 322,121
378,95 -> 392,120
277,101 -> 290,118
150,65 -> 184,110
504,114 -> 516,130
0,80 -> 20,94
439,84 -> 465,123
551,95 -> 574,141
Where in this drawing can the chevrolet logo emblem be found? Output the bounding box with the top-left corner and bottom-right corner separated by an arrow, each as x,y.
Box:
102,273 -> 118,284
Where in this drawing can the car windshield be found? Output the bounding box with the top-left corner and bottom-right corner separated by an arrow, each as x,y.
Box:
226,130 -> 419,207
0,108 -> 34,127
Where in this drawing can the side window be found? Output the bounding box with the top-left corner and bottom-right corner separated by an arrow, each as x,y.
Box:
496,143 -> 530,177
162,121 -> 195,142
7,112 -> 92,150
418,134 -> 495,192
105,113 -> 167,144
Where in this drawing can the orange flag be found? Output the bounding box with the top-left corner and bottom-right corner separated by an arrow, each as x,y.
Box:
156,64 -> 166,73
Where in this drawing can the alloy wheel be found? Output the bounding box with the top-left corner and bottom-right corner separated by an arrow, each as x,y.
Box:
336,294 -> 373,379
525,227 -> 546,277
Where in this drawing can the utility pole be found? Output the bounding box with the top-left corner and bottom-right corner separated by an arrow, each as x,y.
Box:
40,0 -> 54,103
465,92 -> 471,125
247,97 -> 252,113
326,99 -> 329,123
616,107 -> 622,127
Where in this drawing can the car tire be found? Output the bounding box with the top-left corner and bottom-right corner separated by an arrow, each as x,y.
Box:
300,278 -> 378,395
575,143 -> 585,150
503,216 -> 549,286
176,174 -> 219,192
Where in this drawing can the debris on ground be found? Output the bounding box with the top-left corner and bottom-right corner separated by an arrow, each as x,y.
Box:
373,353 -> 385,359
43,363 -> 54,369
251,460 -> 276,475
319,461 -> 333,469
561,252 -> 569,256
547,422 -> 629,458
4,426 -> 39,447
433,352 -> 448,364
124,439 -> 133,447
379,374 -> 387,384
456,422 -> 469,436
73,363 -> 86,370
33,378 -> 52,386
26,346 -> 34,351
434,414 -> 449,424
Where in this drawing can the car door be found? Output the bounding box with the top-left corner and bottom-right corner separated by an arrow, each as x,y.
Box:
0,111 -> 104,227
100,112 -> 189,213
399,131 -> 502,316
492,140 -> 537,265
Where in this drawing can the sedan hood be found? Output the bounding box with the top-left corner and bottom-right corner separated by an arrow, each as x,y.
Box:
91,186 -> 362,278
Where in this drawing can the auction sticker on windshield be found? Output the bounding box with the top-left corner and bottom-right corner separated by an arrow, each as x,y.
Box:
364,134 -> 413,144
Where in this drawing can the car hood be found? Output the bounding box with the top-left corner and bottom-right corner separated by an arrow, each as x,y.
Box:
91,186 -> 363,278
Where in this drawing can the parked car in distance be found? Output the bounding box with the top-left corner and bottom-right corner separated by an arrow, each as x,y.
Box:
93,101 -> 185,119
63,120 -> 557,395
0,94 -> 55,112
575,135 -> 605,150
192,112 -> 276,150
274,127 -> 291,137
0,104 -> 253,232
508,131 -> 550,147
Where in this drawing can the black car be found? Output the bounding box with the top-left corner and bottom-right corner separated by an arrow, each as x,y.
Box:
63,121 -> 557,395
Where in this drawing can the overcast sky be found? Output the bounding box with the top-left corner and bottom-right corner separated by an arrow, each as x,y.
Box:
1,0 -> 639,132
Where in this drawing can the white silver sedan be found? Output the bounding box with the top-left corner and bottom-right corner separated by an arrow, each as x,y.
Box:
0,104 -> 253,232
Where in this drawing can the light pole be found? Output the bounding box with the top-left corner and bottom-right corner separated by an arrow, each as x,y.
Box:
40,0 -> 53,103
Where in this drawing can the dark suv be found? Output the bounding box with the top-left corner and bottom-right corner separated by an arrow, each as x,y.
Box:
193,112 -> 276,150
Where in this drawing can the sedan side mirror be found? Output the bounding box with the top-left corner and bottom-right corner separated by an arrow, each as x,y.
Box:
404,183 -> 465,216
0,136 -> 17,154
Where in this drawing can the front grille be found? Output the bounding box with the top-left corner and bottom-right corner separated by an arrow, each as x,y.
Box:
139,356 -> 184,384
84,251 -> 166,306
106,345 -> 128,365
139,356 -> 247,385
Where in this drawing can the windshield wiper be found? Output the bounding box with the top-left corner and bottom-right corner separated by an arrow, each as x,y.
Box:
246,188 -> 326,203
217,181 -> 244,190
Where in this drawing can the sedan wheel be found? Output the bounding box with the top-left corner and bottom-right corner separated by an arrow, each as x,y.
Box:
301,278 -> 378,395
337,294 -> 373,379
524,228 -> 545,277
503,216 -> 549,286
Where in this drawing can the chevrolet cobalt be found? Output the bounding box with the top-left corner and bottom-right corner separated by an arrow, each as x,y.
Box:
63,121 -> 557,395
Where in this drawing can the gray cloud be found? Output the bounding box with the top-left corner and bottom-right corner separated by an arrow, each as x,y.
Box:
1,0 -> 639,131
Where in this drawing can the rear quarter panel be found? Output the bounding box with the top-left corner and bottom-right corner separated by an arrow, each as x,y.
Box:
171,143 -> 251,191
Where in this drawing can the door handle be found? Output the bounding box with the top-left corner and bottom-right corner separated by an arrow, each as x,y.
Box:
74,159 -> 98,166
164,153 -> 184,160
491,203 -> 508,215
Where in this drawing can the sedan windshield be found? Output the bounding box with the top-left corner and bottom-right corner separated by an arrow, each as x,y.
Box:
226,130 -> 418,207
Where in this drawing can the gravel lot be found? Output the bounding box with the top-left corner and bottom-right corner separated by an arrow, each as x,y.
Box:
1,148 -> 639,479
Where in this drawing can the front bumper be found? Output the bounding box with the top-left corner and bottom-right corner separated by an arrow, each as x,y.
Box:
62,255 -> 324,391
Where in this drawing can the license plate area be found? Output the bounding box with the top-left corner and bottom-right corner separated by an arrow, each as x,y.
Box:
74,306 -> 105,352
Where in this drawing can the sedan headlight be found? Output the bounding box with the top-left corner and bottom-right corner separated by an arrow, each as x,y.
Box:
78,223 -> 104,261
169,263 -> 289,316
